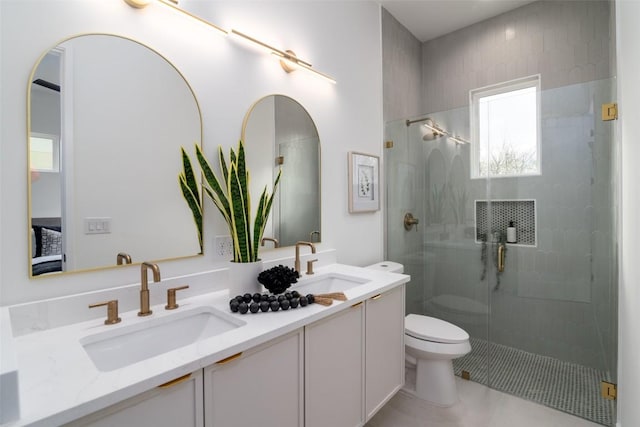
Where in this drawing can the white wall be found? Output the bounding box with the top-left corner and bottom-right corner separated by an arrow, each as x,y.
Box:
616,1 -> 640,425
0,0 -> 384,305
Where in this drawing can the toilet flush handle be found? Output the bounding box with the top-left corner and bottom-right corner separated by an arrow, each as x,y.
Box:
404,213 -> 419,231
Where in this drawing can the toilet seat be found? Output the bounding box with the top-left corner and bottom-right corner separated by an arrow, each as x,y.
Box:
405,314 -> 469,344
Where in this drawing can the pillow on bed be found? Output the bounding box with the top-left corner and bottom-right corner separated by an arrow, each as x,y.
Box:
41,227 -> 62,256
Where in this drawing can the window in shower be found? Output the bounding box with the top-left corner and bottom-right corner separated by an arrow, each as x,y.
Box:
470,75 -> 541,178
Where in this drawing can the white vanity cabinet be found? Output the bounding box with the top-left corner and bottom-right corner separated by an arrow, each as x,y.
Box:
203,329 -> 304,427
304,302 -> 365,427
365,285 -> 405,421
304,284 -> 406,427
64,370 -> 204,427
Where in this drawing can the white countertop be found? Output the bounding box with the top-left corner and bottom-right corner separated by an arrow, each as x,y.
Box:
2,263 -> 409,427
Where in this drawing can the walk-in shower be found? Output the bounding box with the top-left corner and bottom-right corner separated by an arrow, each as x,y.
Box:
385,77 -> 618,425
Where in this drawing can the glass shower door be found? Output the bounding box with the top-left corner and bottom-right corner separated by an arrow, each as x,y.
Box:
482,78 -> 617,426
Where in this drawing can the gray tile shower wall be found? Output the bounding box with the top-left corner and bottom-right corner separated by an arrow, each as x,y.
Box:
422,0 -> 612,114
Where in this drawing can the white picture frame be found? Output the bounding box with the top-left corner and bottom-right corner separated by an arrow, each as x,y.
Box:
348,151 -> 380,213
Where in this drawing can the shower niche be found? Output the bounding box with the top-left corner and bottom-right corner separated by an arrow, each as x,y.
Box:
474,199 -> 536,246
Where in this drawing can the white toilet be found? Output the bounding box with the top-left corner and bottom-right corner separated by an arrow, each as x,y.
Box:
405,313 -> 471,406
366,261 -> 472,407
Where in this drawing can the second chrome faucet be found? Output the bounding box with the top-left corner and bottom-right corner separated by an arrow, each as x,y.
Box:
139,261 -> 161,316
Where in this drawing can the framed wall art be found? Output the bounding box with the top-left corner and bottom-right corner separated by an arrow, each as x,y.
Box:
348,151 -> 380,213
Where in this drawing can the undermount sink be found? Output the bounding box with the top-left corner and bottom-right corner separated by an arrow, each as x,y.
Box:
291,273 -> 370,296
81,306 -> 245,372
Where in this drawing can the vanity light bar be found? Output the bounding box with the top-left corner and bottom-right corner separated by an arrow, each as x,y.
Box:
123,0 -> 227,36
231,29 -> 336,84
157,0 -> 227,35
124,1 -> 335,84
231,30 -> 311,67
275,52 -> 337,85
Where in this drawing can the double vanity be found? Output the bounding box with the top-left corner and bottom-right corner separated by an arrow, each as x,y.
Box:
2,257 -> 408,426
12,23 -> 398,427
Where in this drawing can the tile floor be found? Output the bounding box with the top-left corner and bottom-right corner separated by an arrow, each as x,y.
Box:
452,338 -> 614,425
366,378 -> 603,427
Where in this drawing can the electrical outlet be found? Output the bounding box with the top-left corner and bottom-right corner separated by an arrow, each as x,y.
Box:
214,235 -> 233,259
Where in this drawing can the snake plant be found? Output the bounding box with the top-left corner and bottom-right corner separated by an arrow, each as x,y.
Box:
184,140 -> 281,263
178,147 -> 203,253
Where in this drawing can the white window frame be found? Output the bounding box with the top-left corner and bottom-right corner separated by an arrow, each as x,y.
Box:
469,75 -> 541,179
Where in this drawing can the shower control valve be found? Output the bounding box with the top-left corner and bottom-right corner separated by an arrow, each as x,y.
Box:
404,213 -> 419,231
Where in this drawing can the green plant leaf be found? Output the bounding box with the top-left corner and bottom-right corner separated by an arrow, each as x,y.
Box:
236,141 -> 251,243
179,174 -> 203,253
252,188 -> 268,260
219,146 -> 230,188
196,145 -> 232,231
178,146 -> 203,253
229,162 -> 252,262
181,147 -> 201,212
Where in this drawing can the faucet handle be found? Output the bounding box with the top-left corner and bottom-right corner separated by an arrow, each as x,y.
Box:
165,285 -> 189,310
306,259 -> 318,275
89,300 -> 121,325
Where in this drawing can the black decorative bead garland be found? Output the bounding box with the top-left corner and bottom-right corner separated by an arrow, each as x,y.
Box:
229,291 -> 315,314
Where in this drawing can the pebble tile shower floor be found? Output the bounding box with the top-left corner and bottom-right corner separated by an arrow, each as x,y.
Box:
452,338 -> 615,426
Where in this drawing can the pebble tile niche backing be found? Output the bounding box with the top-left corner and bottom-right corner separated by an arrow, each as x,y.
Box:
475,200 -> 536,246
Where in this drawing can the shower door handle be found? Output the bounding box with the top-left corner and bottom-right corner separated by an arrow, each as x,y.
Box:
497,243 -> 505,272
404,213 -> 419,231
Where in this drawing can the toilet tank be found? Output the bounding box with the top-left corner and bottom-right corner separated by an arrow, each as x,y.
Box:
365,261 -> 404,274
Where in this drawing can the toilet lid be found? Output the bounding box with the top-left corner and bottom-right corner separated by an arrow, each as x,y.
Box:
405,314 -> 469,344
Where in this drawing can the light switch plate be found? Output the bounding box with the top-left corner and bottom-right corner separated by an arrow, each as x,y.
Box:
84,217 -> 112,234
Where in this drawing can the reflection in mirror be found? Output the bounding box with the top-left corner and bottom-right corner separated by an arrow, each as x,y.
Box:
28,34 -> 202,277
242,95 -> 320,248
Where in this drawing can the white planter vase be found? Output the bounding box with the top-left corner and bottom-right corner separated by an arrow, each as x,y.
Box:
227,260 -> 263,297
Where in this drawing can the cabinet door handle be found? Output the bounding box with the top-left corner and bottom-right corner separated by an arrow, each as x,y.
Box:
216,352 -> 243,365
158,373 -> 191,389
351,301 -> 363,308
371,293 -> 382,300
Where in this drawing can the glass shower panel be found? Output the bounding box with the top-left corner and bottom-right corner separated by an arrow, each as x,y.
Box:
385,105 -> 491,389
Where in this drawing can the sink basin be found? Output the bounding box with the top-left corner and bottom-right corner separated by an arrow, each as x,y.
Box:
81,306 -> 245,372
292,273 -> 370,296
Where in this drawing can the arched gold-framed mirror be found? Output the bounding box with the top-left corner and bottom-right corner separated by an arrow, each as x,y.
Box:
27,34 -> 203,278
241,95 -> 321,248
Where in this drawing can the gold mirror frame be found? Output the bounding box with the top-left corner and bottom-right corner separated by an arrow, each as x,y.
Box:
27,33 -> 204,278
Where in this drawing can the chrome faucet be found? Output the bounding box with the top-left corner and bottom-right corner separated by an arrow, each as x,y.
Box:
295,241 -> 316,273
138,262 -> 161,316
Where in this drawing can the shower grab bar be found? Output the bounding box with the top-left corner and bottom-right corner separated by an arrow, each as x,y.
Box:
497,243 -> 505,272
